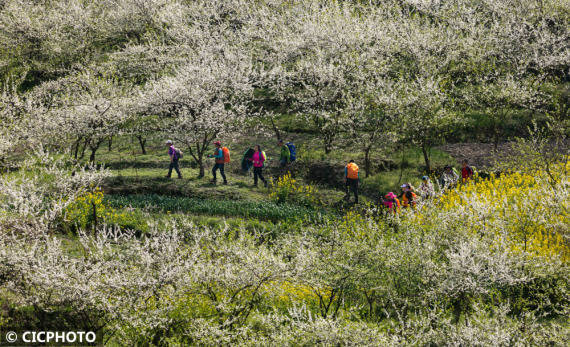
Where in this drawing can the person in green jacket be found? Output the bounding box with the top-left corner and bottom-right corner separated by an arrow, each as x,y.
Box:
278,139 -> 290,167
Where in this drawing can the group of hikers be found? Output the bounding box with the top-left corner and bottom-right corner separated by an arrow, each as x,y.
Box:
165,139 -> 475,213
344,159 -> 475,213
165,139 -> 296,187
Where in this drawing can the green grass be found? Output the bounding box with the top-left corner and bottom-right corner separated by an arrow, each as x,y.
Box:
361,147 -> 456,196
104,193 -> 326,222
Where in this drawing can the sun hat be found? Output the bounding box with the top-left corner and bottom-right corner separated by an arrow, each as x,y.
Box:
422,175 -> 429,180
213,141 -> 221,146
165,140 -> 173,145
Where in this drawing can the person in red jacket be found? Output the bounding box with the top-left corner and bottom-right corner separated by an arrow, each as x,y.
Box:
461,159 -> 474,182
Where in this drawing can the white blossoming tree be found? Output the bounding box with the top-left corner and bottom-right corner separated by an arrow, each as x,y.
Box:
137,47 -> 252,177
35,73 -> 129,163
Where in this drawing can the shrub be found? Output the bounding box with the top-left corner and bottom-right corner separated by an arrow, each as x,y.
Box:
432,164 -> 569,261
63,188 -> 146,232
0,152 -> 109,233
269,172 -> 320,207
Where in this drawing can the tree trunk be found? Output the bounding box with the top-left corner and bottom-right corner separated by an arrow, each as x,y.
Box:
185,133 -> 215,179
364,146 -> 371,178
73,138 -> 82,159
89,140 -> 103,163
186,140 -> 207,178
421,143 -> 431,173
89,147 -> 97,163
324,132 -> 333,154
108,136 -> 113,151
198,159 -> 205,178
136,135 -> 147,155
79,138 -> 89,160
270,118 -> 281,141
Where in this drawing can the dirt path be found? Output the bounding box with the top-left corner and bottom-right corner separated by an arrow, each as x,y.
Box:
437,142 -> 516,169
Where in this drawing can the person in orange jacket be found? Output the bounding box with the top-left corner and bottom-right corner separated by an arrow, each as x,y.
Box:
344,160 -> 360,204
400,183 -> 417,208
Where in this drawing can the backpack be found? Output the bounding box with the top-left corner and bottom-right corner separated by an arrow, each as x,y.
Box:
286,142 -> 296,161
452,167 -> 459,177
346,162 -> 359,179
174,147 -> 183,159
222,147 -> 230,163
243,148 -> 254,160
241,148 -> 254,171
261,151 -> 267,167
404,191 -> 417,207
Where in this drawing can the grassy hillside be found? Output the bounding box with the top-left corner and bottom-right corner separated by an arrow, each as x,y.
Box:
0,0 -> 568,344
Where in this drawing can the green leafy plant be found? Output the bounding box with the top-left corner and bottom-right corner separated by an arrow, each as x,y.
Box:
104,193 -> 323,222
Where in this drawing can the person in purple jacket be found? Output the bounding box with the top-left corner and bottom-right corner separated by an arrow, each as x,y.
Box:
165,140 -> 182,179
248,145 -> 268,187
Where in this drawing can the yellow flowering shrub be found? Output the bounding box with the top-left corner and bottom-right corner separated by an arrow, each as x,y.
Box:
63,188 -> 144,232
269,172 -> 319,207
424,163 -> 569,261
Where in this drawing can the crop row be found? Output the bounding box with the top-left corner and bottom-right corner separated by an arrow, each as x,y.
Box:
104,194 -> 323,222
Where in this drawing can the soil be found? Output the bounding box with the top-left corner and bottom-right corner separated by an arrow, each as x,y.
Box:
437,142 -> 517,170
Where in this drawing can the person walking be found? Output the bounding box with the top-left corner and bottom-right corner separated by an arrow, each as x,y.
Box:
248,145 -> 268,187
400,183 -> 417,208
461,159 -> 474,182
383,192 -> 400,214
344,160 -> 359,204
418,176 -> 434,198
165,140 -> 182,179
439,165 -> 459,189
208,141 -> 228,185
278,139 -> 291,176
